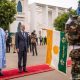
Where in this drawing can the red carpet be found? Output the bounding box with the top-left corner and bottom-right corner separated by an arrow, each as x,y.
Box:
0,60 -> 72,80
0,64 -> 53,80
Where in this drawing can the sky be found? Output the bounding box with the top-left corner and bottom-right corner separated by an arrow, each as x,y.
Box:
29,0 -> 78,9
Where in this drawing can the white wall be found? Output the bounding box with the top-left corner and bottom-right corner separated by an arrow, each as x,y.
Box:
10,2 -> 67,35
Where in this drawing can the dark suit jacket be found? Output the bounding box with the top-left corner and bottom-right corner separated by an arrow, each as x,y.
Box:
6,35 -> 12,46
15,31 -> 29,52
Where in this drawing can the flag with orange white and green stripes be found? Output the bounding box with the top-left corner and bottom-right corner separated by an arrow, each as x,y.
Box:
46,30 -> 68,73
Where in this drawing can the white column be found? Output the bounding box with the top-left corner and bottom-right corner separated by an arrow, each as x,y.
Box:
52,9 -> 56,28
42,5 -> 48,37
52,7 -> 58,28
30,3 -> 37,32
50,10 -> 53,29
23,0 -> 29,31
55,7 -> 58,18
42,5 -> 48,28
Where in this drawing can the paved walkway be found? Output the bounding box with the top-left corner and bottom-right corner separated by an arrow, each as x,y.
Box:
5,45 -> 71,80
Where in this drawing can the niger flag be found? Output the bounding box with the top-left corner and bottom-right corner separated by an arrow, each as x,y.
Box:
46,30 -> 68,73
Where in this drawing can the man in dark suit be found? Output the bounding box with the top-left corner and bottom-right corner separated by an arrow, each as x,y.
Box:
15,25 -> 29,73
6,34 -> 12,53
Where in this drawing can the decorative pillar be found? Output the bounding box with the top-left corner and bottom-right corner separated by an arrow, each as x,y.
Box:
55,7 -> 58,18
42,5 -> 48,37
42,5 -> 48,27
23,0 -> 29,31
30,3 -> 37,32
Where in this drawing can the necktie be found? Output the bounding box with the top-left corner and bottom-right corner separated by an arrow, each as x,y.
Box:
23,32 -> 25,37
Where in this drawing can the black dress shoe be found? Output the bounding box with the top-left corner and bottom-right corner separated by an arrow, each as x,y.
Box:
18,70 -> 22,73
18,68 -> 22,73
23,69 -> 28,72
36,54 -> 38,56
23,68 -> 28,72
13,52 -> 16,53
0,73 -> 4,76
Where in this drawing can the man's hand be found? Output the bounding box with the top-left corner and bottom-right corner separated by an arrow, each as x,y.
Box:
16,49 -> 19,53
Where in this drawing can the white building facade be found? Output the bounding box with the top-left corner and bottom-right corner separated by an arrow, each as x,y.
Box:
10,0 -> 29,33
10,0 -> 67,37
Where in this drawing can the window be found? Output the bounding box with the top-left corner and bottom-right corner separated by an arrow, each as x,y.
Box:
17,1 -> 22,12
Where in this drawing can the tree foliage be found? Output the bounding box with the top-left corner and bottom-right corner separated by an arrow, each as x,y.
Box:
0,0 -> 16,30
54,10 -> 77,31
